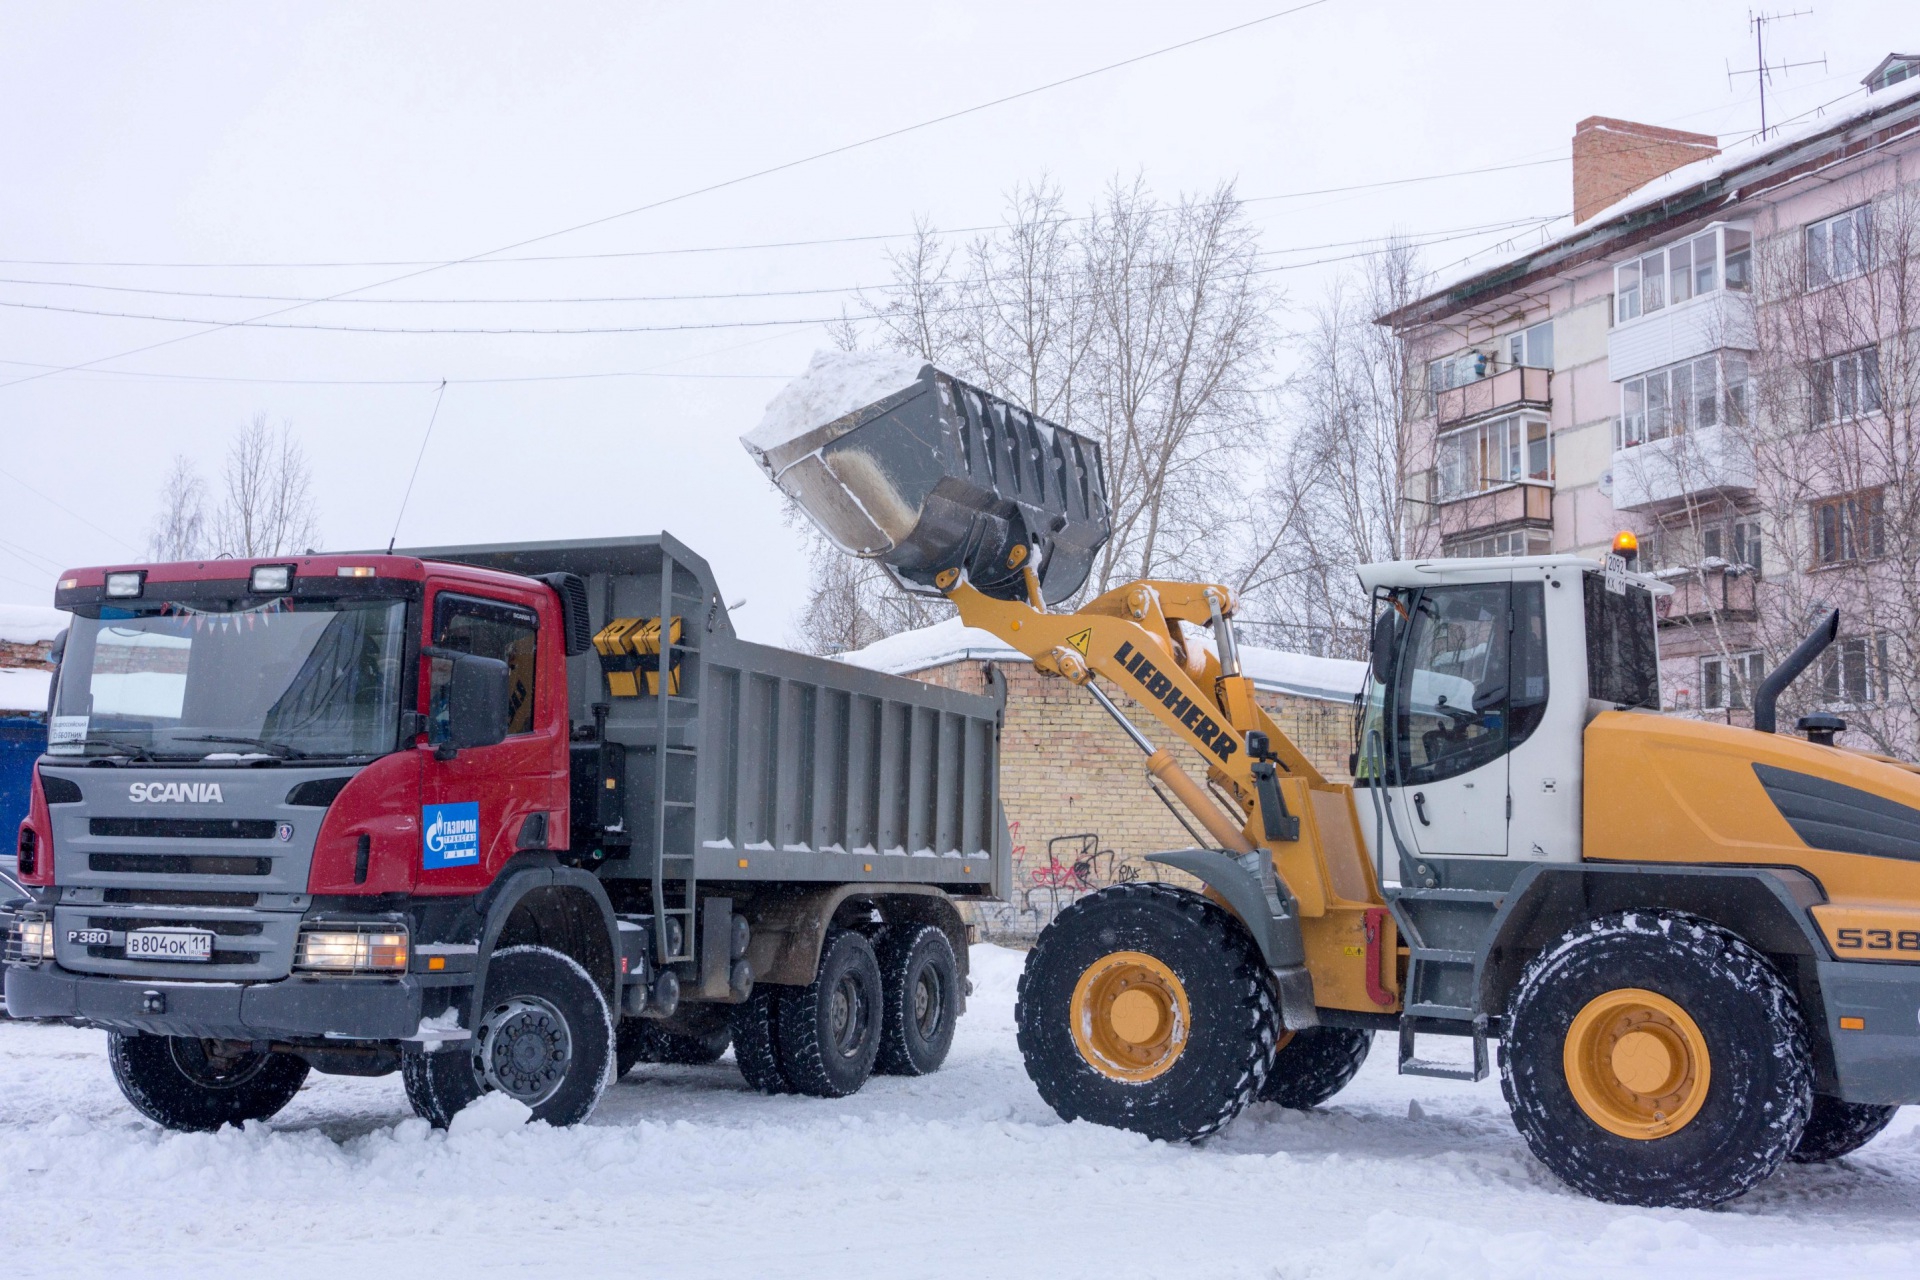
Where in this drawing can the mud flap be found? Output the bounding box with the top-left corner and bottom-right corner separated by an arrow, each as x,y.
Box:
1146,848 -> 1319,1030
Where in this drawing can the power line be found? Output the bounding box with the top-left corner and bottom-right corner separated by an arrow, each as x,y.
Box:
0,0 -> 1334,394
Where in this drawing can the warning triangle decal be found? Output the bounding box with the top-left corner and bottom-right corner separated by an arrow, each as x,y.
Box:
1065,628 -> 1092,656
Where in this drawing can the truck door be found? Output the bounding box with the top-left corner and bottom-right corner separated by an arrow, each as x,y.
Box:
415,587 -> 566,892
1378,578 -> 1549,863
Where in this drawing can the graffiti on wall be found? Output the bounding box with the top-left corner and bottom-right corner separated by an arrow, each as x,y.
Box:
966,825 -> 1148,942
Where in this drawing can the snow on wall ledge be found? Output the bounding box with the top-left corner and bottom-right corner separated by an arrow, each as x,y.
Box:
0,604 -> 66,646
834,616 -> 1365,705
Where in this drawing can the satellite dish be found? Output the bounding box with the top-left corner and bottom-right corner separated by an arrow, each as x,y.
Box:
1598,468 -> 1614,498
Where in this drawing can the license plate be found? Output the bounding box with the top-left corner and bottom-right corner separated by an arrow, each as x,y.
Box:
124,928 -> 214,962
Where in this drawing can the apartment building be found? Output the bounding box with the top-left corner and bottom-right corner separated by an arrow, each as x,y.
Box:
1380,55 -> 1920,747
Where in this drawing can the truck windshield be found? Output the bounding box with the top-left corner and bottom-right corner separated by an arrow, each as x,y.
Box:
50,598 -> 409,762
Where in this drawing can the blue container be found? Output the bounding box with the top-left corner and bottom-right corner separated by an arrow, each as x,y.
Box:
0,715 -> 48,843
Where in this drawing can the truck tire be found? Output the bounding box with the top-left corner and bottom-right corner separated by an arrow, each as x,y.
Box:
876,923 -> 959,1076
402,945 -> 615,1128
1501,911 -> 1812,1208
1260,1026 -> 1373,1109
1016,882 -> 1279,1143
776,928 -> 884,1098
731,985 -> 794,1095
109,1033 -> 309,1132
616,1017 -> 733,1077
1789,1095 -> 1898,1162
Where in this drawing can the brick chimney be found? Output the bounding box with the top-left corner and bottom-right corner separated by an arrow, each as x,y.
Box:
1572,117 -> 1720,224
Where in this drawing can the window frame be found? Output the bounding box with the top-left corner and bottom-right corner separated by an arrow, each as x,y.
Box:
1810,346 -> 1884,426
1821,634 -> 1889,706
1614,224 -> 1749,324
1434,413 -> 1553,502
1617,353 -> 1747,449
1806,205 -> 1875,289
1701,649 -> 1765,711
1811,490 -> 1887,567
427,590 -> 542,740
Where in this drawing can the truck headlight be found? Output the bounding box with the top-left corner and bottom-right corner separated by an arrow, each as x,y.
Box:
295,925 -> 408,973
8,915 -> 53,963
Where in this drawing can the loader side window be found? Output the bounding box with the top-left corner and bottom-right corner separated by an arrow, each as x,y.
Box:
1583,574 -> 1660,709
1391,582 -> 1547,786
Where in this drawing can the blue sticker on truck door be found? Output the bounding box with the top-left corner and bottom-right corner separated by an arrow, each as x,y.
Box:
422,802 -> 481,869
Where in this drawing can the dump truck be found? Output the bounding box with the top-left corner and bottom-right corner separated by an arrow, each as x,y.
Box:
4,534 -> 1007,1128
753,351 -> 1920,1208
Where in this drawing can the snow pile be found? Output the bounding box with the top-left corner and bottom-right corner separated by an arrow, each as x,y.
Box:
447,1092 -> 533,1136
0,667 -> 50,714
741,349 -> 930,459
836,616 -> 1366,704
0,604 -> 65,645
2,943 -> 1918,1275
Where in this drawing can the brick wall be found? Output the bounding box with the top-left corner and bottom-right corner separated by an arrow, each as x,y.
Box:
1572,116 -> 1719,224
0,640 -> 52,670
905,657 -> 1354,943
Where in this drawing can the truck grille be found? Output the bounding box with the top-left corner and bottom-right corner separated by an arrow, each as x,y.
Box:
102,888 -> 260,908
88,853 -> 274,876
89,818 -> 280,840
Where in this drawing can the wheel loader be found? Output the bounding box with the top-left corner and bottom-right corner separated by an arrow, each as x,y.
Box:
748,352 -> 1920,1208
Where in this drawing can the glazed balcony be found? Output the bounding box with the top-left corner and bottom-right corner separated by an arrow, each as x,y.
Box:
1609,424 -> 1755,512
1434,366 -> 1551,428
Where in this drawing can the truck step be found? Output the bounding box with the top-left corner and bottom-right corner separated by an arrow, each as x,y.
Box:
1403,1001 -> 1476,1021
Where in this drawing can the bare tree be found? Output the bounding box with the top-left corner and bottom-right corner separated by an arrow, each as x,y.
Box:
146,455 -> 211,562
213,414 -> 321,558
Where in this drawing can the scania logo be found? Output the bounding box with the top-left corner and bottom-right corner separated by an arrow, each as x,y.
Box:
128,782 -> 225,804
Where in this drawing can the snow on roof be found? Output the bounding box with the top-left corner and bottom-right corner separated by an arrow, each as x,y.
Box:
0,667 -> 50,714
0,604 -> 66,646
741,349 -> 929,456
835,616 -> 1365,704
1418,73 -> 1920,302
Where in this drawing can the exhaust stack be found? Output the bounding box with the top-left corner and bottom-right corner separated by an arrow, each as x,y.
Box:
744,352 -> 1110,604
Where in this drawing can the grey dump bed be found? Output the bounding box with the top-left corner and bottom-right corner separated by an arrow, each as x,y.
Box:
407,535 -> 1010,901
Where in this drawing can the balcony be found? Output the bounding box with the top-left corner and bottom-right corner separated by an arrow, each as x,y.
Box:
1608,290 -> 1755,381
1654,565 -> 1758,627
1435,365 -> 1551,428
1609,424 -> 1754,511
1435,478 -> 1554,546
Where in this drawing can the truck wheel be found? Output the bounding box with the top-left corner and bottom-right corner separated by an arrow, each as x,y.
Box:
1789,1095 -> 1898,1162
731,984 -> 794,1094
876,923 -> 959,1076
616,1018 -> 733,1077
1501,911 -> 1812,1208
1260,1026 -> 1372,1109
402,945 -> 615,1128
1016,882 -> 1279,1143
109,1033 -> 309,1132
776,928 -> 884,1098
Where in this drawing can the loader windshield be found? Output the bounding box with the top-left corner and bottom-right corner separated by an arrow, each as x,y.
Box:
49,598 -> 410,762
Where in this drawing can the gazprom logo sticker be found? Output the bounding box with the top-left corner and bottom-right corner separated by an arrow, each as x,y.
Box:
422,802 -> 480,869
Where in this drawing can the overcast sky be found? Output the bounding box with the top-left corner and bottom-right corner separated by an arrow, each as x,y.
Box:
1,1 -> 1908,642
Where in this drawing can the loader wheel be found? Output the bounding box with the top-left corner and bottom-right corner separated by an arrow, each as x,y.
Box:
777,928 -> 884,1098
402,945 -> 615,1128
109,1034 -> 309,1132
1260,1026 -> 1373,1109
1501,912 -> 1811,1208
731,984 -> 794,1095
1016,883 -> 1280,1143
1789,1095 -> 1898,1163
876,923 -> 959,1076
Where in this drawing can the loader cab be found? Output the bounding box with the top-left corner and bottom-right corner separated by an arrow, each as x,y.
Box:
1352,555 -> 1661,884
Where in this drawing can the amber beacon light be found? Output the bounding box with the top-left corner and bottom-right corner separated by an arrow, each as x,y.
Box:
1611,530 -> 1639,565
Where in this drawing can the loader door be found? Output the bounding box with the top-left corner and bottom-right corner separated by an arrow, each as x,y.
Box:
1376,579 -> 1548,862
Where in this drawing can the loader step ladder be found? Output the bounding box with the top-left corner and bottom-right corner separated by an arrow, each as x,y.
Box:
1388,886 -> 1505,1082
650,561 -> 707,969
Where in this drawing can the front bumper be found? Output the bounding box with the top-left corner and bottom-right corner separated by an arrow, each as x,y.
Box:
1819,960 -> 1920,1104
4,961 -> 434,1041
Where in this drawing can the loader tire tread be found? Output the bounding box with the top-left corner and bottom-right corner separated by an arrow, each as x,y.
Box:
1789,1094 -> 1898,1163
1260,1025 -> 1373,1109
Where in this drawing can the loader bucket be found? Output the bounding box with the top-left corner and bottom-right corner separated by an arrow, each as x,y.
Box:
744,353 -> 1110,604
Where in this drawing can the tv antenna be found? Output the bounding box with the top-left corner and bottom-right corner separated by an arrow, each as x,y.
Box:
1728,9 -> 1826,139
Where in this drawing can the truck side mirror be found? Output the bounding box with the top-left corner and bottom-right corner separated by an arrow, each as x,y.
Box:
1370,612 -> 1398,686
448,654 -> 511,752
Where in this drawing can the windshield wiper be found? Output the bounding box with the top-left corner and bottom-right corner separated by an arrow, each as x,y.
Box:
172,734 -> 309,760
53,738 -> 158,761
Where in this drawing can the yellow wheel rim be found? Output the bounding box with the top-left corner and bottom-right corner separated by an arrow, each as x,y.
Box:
1563,987 -> 1711,1140
1069,951 -> 1190,1083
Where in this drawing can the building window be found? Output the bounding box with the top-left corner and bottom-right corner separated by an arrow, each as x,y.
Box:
1615,225 -> 1750,323
1807,206 -> 1874,288
1504,321 -> 1554,370
1448,529 -> 1552,558
1813,490 -> 1886,566
1702,650 -> 1765,710
1428,351 -> 1484,399
1617,354 -> 1750,448
1821,635 -> 1888,705
1435,414 -> 1552,501
1811,347 -> 1883,424
1701,519 -> 1763,574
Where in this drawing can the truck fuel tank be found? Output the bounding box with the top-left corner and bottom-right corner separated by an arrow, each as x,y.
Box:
742,352 -> 1110,605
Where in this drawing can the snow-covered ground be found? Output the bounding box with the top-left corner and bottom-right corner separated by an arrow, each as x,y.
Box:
6,945 -> 1920,1279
